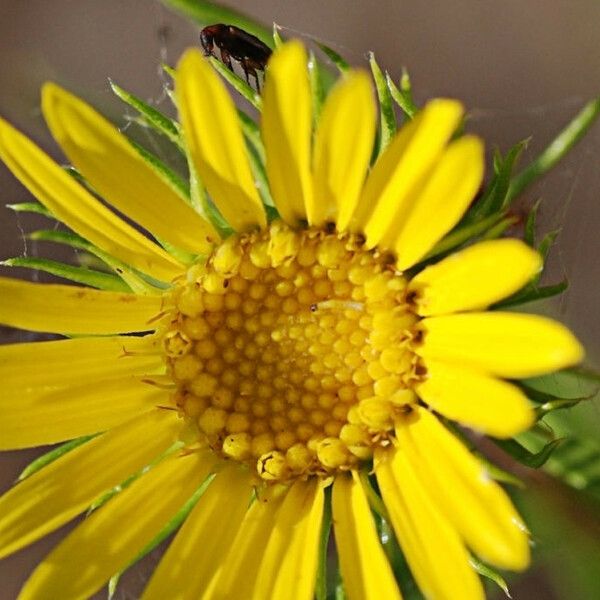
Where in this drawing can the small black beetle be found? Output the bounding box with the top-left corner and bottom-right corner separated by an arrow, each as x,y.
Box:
200,24 -> 272,91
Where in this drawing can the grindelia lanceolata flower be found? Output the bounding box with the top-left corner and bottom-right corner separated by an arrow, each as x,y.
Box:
0,40 -> 584,599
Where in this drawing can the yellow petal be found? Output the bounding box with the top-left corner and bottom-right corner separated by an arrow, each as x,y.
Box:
0,335 -> 161,390
1,376 -> 168,450
396,408 -> 530,570
417,359 -> 534,437
256,479 -> 324,600
350,99 -> 463,248
19,451 -> 214,600
332,473 -> 403,600
418,312 -> 584,378
394,136 -> 484,269
0,116 -> 183,282
206,488 -> 285,598
177,49 -> 266,232
375,448 -> 484,600
262,40 -> 312,225
0,277 -> 162,334
42,83 -> 218,255
142,464 -> 253,600
312,70 -> 376,227
0,409 -> 180,559
410,239 -> 542,314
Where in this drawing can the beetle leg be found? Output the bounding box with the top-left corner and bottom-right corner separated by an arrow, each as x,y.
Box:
220,48 -> 234,72
242,61 -> 259,91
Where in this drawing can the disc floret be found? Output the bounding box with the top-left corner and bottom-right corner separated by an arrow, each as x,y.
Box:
163,221 -> 423,482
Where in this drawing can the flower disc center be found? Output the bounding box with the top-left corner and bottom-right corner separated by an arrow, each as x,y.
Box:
164,222 -> 422,482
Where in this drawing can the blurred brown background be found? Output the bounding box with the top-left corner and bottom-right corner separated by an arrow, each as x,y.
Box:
0,1 -> 599,598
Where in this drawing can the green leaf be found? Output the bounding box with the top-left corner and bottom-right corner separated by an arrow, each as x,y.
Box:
518,488 -> 600,600
128,139 -> 190,202
508,97 -> 600,201
495,437 -> 564,468
369,53 -> 396,154
545,437 -> 600,495
18,435 -> 97,481
536,398 -> 589,419
523,368 -> 600,401
108,474 -> 214,599
1,257 -> 131,292
570,367 -> 600,385
110,80 -> 183,149
469,556 -> 511,597
386,72 -> 417,120
316,42 -> 349,74
315,487 -> 332,600
160,0 -> 274,48
518,382 -> 573,404
7,202 -> 53,218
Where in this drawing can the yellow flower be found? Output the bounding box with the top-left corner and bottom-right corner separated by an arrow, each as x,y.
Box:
0,40 -> 584,600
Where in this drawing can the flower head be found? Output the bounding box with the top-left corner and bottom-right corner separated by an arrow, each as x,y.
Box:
0,39 -> 584,600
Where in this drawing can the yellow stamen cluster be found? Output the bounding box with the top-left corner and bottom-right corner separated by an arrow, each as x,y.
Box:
163,221 -> 423,482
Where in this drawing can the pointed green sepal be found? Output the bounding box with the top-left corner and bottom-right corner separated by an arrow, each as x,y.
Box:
494,280 -> 568,309
108,473 -> 214,599
272,23 -> 284,48
127,139 -> 190,202
207,56 -> 262,110
316,42 -> 349,75
369,53 -> 396,155
1,257 -> 131,292
469,556 -> 511,598
110,80 -> 183,149
315,486 -> 332,600
466,139 -> 528,223
495,437 -> 564,469
18,435 -> 97,481
7,202 -> 53,218
386,72 -> 417,120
